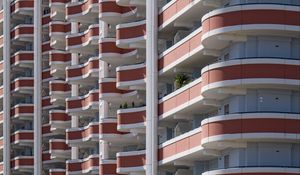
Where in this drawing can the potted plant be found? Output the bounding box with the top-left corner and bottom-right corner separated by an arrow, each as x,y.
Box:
123,102 -> 128,109
174,73 -> 190,89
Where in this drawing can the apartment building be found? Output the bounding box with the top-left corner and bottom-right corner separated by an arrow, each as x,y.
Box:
0,0 -> 299,175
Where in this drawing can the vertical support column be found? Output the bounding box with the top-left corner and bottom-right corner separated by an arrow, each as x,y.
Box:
71,0 -> 79,160
146,0 -> 158,175
3,1 -> 11,174
99,21 -> 109,160
34,0 -> 42,174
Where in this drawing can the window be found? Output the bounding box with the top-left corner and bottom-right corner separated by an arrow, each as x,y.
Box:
224,104 -> 229,115
224,155 -> 230,168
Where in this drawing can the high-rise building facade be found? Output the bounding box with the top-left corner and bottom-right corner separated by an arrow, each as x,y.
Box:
0,0 -> 300,175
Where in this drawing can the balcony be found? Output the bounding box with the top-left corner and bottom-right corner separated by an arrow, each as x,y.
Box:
11,130 -> 34,146
201,4 -> 300,50
117,106 -> 146,132
42,13 -> 51,27
158,0 -> 212,31
158,27 -> 212,75
158,127 -> 205,165
100,159 -> 118,175
42,68 -> 55,82
66,122 -> 99,147
49,80 -> 71,106
11,0 -> 34,17
116,150 -> 146,174
201,59 -> 300,99
66,0 -> 99,23
116,20 -> 146,49
66,155 -> 99,174
11,77 -> 34,95
201,112 -> 300,150
10,104 -> 34,120
11,156 -> 34,173
66,57 -> 99,85
10,24 -> 34,43
99,118 -> 137,143
116,63 -> 146,90
99,0 -> 136,24
49,110 -> 71,133
42,96 -> 58,110
66,24 -> 99,53
99,37 -> 137,65
43,151 -> 65,165
66,89 -> 99,116
42,41 -> 52,55
49,51 -> 71,78
158,77 -> 203,120
49,169 -> 66,175
49,139 -> 71,159
203,167 -> 300,175
49,0 -> 71,20
116,0 -> 146,7
49,21 -> 71,49
42,123 -> 56,138
11,51 -> 34,68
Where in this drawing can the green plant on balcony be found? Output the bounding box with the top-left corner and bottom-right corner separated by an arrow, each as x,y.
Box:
123,102 -> 128,109
174,73 -> 190,89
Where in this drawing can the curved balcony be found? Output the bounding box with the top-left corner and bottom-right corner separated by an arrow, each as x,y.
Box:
201,59 -> 300,99
158,77 -> 203,120
49,21 -> 71,49
42,124 -> 56,138
10,24 -> 34,42
11,130 -> 34,146
11,156 -> 34,173
99,78 -> 138,103
158,28 -> 207,75
49,51 -> 71,78
43,151 -> 66,165
201,4 -> 300,50
11,77 -> 34,95
66,89 -> 99,116
99,118 -> 136,143
11,51 -> 34,68
100,159 -> 118,175
0,10 -> 3,26
116,20 -> 146,49
49,110 -> 71,133
66,24 -> 99,53
50,0 -> 71,20
116,63 -> 146,90
10,104 -> 34,120
43,68 -> 55,82
0,35 -> 3,49
0,111 -> 3,125
49,80 -> 71,106
0,60 -> 3,74
99,38 -> 137,65
42,96 -> 58,110
66,57 -> 99,85
49,169 -> 66,175
201,113 -> 300,150
11,0 -> 34,16
66,122 -> 99,147
99,0 -> 137,24
42,13 -> 51,27
42,42 -> 52,57
158,127 -> 204,165
67,155 -> 99,174
66,0 -> 99,23
50,139 -> 71,159
0,162 -> 2,174
158,0 -> 210,31
203,167 -> 300,175
116,150 -> 146,174
117,106 -> 146,132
